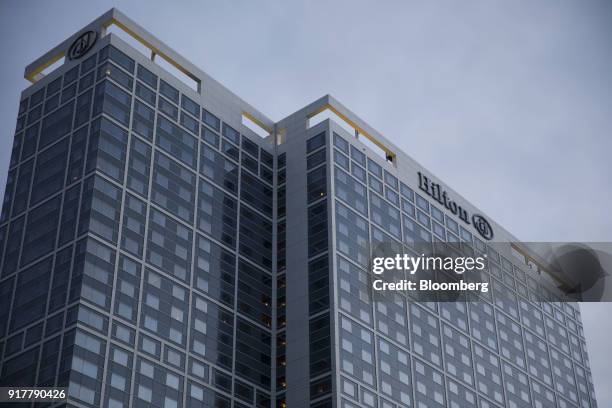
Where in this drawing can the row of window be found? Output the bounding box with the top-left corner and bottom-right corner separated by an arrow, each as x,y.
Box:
336,239 -> 589,405
275,153 -> 287,404
333,130 -> 580,313
332,145 -> 581,330
338,308 -> 590,408
331,129 -> 590,406
306,131 -> 333,407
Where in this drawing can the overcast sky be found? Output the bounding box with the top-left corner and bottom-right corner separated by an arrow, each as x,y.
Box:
1,0 -> 611,404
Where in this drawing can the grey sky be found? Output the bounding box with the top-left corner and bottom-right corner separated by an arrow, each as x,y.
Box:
1,0 -> 611,404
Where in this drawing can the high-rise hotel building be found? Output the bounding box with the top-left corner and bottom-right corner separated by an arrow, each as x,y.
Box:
0,9 -> 597,408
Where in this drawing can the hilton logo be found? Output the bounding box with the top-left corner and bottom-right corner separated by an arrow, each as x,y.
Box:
472,214 -> 494,240
67,30 -> 98,61
417,172 -> 494,240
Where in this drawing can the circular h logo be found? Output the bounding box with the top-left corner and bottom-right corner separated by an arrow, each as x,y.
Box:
472,214 -> 494,240
68,31 -> 98,60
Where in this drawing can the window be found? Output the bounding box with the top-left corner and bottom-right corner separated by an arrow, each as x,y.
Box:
308,255 -> 329,314
151,151 -> 196,223
136,81 -> 156,106
75,239 -> 115,310
2,217 -> 25,276
369,176 -> 383,196
410,304 -> 443,367
137,65 -> 157,88
384,171 -> 398,190
121,195 -> 147,258
334,150 -> 350,171
307,132 -> 326,153
158,96 -> 178,120
20,197 -> 61,266
190,295 -> 234,369
200,144 -> 238,194
307,149 -> 326,169
235,318 -> 272,388
86,117 -> 128,182
222,123 -> 240,144
308,201 -> 328,258
137,385 -> 152,402
126,138 -> 152,197
351,145 -> 366,166
181,111 -> 199,135
147,209 -> 193,283
101,45 -> 135,73
310,376 -> 332,399
39,101 -> 74,148
61,82 -> 77,103
239,206 -> 272,269
241,171 -> 273,217
237,259 -> 272,326
10,258 -> 52,330
141,269 -> 188,346
221,139 -> 239,161
367,158 -> 382,179
310,314 -> 332,377
197,179 -> 237,247
307,165 -> 327,203
194,234 -> 235,306
242,135 -> 259,157
79,175 -> 122,244
335,166 -> 367,216
74,89 -> 92,128
202,109 -> 220,131
156,115 -> 197,169
201,125 -> 219,148
132,99 -> 155,140
30,137 -> 69,204
21,122 -> 40,160
339,316 -> 375,386
97,62 -> 133,91
370,192 -> 401,239
93,81 -> 131,126
69,381 -> 96,405
182,95 -> 200,117
333,132 -> 349,153
335,202 -> 369,269
378,338 -> 412,404
160,80 -> 179,103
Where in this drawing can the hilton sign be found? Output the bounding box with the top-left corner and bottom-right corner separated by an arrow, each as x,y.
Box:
417,172 -> 494,240
67,30 -> 98,61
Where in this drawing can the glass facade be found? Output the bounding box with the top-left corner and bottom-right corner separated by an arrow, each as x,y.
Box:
0,11 -> 598,408
0,42 -> 273,408
329,131 -> 597,408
